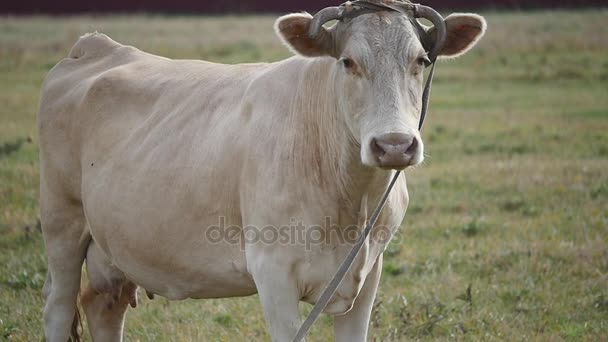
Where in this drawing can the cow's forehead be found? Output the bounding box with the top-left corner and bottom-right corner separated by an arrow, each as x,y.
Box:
336,12 -> 424,63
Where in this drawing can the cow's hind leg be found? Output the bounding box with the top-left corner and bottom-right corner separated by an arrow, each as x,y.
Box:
41,201 -> 89,342
82,241 -> 137,342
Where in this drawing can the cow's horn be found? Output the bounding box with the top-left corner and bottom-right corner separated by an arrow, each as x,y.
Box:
412,4 -> 447,61
309,6 -> 342,38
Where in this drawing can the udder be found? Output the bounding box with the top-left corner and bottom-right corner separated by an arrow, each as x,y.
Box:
83,240 -> 138,309
80,240 -> 146,340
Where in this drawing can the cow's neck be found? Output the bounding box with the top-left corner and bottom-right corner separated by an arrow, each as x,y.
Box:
285,57 -> 397,224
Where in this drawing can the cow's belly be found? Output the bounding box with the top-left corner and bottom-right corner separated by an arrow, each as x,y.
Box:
84,209 -> 257,299
81,160 -> 257,300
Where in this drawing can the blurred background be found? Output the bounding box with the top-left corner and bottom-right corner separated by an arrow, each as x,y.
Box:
1,0 -> 607,341
0,0 -> 606,13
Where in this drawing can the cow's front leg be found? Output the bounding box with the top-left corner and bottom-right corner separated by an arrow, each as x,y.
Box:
251,259 -> 302,342
334,254 -> 383,342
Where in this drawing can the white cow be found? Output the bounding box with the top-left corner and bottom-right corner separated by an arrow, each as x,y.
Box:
38,1 -> 486,341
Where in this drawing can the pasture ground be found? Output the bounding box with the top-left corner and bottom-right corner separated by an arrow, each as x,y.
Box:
1,10 -> 607,341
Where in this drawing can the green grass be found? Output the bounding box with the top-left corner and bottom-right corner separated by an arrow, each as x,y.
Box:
1,9 -> 608,341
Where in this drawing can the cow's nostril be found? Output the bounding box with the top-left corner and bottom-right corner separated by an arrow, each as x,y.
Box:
370,138 -> 386,157
405,137 -> 418,155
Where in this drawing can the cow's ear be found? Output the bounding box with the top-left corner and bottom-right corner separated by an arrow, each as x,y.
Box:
275,13 -> 337,58
427,13 -> 487,59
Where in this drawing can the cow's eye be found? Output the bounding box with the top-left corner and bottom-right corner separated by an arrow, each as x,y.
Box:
417,56 -> 431,67
341,58 -> 355,69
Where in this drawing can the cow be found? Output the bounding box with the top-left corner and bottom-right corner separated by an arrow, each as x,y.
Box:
37,0 -> 486,341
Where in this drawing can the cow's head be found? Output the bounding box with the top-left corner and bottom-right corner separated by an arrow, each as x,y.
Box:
276,0 -> 486,170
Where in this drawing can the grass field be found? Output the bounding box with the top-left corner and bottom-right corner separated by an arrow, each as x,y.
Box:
1,9 -> 607,341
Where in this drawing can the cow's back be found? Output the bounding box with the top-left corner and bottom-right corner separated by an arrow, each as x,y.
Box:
38,32 -> 267,200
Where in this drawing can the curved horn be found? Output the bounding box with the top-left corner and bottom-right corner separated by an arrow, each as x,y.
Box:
309,6 -> 343,38
413,4 -> 447,61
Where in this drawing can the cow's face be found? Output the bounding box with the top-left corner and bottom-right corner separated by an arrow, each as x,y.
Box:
276,8 -> 486,170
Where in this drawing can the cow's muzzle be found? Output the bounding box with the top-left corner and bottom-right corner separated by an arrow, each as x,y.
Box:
370,132 -> 420,169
